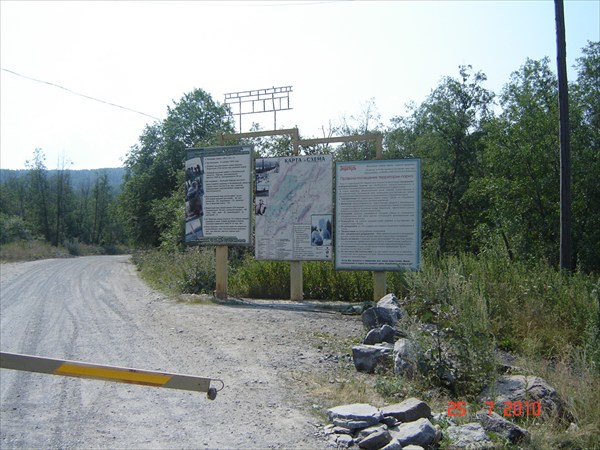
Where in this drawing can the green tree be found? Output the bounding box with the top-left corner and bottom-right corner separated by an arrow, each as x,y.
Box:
25,148 -> 52,242
119,88 -> 233,247
91,171 -> 111,244
477,58 -> 561,264
387,66 -> 494,255
570,41 -> 600,272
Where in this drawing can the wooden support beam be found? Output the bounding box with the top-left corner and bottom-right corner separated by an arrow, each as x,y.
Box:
215,245 -> 228,299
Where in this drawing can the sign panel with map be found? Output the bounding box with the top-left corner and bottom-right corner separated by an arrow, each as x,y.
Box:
255,155 -> 333,261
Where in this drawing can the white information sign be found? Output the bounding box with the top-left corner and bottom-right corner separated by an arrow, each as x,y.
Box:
335,159 -> 421,271
255,155 -> 333,261
185,146 -> 253,245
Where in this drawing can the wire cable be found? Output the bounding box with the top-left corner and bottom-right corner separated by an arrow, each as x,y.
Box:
1,67 -> 161,121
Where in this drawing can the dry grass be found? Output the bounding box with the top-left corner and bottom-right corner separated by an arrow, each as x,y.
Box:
0,240 -> 70,262
513,352 -> 600,449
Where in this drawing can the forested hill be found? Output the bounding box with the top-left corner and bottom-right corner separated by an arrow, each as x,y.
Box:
0,168 -> 126,193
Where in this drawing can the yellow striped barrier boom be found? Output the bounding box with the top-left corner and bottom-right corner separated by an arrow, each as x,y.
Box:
0,352 -> 223,400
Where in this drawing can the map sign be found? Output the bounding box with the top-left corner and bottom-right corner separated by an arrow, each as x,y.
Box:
255,155 -> 333,261
185,145 -> 253,245
335,159 -> 421,271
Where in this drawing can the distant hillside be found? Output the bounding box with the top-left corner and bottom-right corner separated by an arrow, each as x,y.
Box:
0,168 -> 126,193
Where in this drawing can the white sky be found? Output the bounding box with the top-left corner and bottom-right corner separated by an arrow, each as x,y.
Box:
1,0 -> 598,170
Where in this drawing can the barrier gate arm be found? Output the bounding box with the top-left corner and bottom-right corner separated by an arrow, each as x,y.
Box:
0,352 -> 223,400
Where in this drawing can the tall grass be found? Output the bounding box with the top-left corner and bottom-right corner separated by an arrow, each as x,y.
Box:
0,240 -> 70,261
400,252 -> 600,362
132,247 -> 216,295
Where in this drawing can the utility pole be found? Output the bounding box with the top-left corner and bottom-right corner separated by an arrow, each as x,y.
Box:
555,0 -> 572,271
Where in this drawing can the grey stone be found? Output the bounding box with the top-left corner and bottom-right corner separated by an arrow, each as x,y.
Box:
379,324 -> 396,343
364,328 -> 383,345
377,294 -> 403,320
389,417 -> 437,447
381,397 -> 431,423
475,410 -> 529,444
381,416 -> 399,427
402,446 -> 425,450
444,422 -> 494,449
335,434 -> 354,448
393,338 -> 418,377
352,344 -> 393,373
358,430 -> 392,450
328,403 -> 383,430
360,295 -> 404,330
332,426 -> 354,435
358,424 -> 388,438
363,324 -> 396,345
362,306 -> 398,330
380,439 -> 403,450
478,375 -> 564,418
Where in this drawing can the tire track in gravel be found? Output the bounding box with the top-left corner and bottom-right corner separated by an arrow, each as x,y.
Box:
1,255 -> 364,449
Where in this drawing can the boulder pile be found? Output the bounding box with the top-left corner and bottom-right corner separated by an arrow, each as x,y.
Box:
351,294 -> 418,377
321,293 -> 567,448
322,397 -> 531,449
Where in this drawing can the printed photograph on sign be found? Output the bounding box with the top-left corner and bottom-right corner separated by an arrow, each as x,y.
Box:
185,156 -> 204,241
311,215 -> 332,247
255,158 -> 279,197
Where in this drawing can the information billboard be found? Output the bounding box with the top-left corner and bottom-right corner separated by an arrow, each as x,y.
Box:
185,145 -> 253,245
335,159 -> 421,271
255,154 -> 333,261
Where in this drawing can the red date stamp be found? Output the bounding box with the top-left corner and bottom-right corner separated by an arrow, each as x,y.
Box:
447,400 -> 542,417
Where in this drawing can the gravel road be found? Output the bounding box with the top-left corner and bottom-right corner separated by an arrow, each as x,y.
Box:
0,255 -> 363,449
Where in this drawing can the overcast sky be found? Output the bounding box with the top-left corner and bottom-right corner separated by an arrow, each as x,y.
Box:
1,0 -> 598,170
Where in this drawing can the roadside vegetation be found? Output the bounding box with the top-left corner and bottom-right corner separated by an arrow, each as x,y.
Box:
1,41 -> 598,447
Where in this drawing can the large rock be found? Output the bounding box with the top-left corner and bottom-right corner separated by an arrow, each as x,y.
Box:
377,294 -> 403,320
389,417 -> 437,447
380,439 -> 403,450
334,434 -> 354,448
444,422 -> 494,449
352,344 -> 393,373
358,424 -> 388,438
327,403 -> 383,430
475,410 -> 529,444
478,375 -> 564,418
393,338 -> 418,377
363,324 -> 396,345
381,397 -> 431,423
362,307 -> 397,330
358,429 -> 392,450
361,294 -> 404,330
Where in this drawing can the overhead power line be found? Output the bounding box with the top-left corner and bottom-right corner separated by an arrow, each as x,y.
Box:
1,67 -> 161,121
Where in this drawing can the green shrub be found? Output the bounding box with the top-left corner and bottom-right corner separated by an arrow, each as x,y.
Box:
133,247 -> 216,294
0,213 -> 31,244
304,261 -> 373,302
229,256 -> 290,299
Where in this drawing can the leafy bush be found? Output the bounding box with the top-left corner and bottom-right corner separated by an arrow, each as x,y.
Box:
229,255 -> 290,299
0,213 -> 31,244
133,247 -> 216,294
303,261 -> 373,302
402,252 -> 599,363
0,240 -> 69,261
